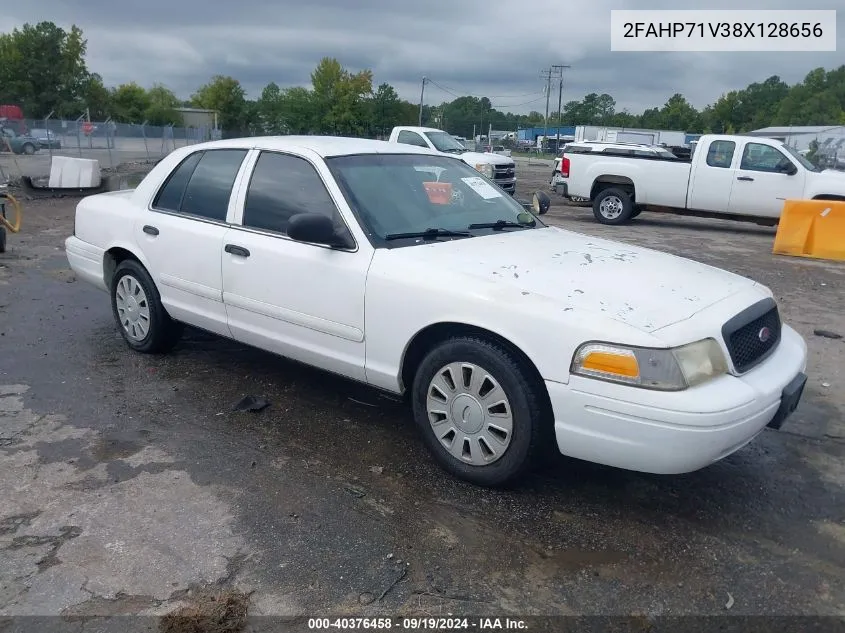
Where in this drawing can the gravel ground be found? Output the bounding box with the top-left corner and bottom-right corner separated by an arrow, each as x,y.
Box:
0,161 -> 843,629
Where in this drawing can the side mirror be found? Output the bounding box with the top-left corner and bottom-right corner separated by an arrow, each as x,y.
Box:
287,213 -> 352,248
785,162 -> 798,175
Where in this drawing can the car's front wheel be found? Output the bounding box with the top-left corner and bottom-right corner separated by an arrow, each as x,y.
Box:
22,143 -> 35,155
110,259 -> 183,353
411,336 -> 547,487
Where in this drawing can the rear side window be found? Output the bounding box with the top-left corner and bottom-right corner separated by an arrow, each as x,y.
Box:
180,150 -> 248,221
242,152 -> 339,235
153,152 -> 202,211
397,131 -> 428,147
706,141 -> 735,168
153,149 -> 247,221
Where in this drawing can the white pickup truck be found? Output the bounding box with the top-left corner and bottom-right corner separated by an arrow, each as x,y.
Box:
559,134 -> 845,225
389,126 -> 516,194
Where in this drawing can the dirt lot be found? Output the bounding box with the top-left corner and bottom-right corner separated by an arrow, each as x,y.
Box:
1,161 -> 844,629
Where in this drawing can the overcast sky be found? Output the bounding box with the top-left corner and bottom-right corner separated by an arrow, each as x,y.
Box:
4,0 -> 843,115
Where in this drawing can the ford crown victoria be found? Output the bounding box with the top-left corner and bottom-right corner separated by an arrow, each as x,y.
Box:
65,136 -> 808,486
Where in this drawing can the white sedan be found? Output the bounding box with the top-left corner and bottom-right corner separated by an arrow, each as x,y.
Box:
65,136 -> 808,486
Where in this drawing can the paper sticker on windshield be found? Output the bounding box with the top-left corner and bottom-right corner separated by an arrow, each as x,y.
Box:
423,181 -> 452,205
461,176 -> 502,199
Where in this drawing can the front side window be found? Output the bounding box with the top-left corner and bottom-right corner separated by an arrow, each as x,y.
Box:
740,143 -> 793,173
327,153 -> 543,248
241,151 -> 341,235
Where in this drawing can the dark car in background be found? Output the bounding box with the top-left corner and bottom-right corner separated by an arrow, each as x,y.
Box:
30,128 -> 62,149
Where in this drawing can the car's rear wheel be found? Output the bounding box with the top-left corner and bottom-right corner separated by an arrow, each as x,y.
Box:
110,259 -> 182,353
411,336 -> 546,487
593,187 -> 634,225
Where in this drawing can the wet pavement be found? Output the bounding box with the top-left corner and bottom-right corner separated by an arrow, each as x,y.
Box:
1,167 -> 844,624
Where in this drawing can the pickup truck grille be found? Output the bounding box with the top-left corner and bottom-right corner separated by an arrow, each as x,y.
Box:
492,163 -> 516,181
721,299 -> 781,373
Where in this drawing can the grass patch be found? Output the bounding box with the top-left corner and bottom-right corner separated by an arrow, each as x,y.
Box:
160,589 -> 251,633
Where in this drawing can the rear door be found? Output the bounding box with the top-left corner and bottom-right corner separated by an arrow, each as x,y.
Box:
136,148 -> 249,336
687,139 -> 738,212
727,142 -> 806,217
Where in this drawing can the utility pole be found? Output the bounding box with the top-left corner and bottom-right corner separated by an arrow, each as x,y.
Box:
551,64 -> 571,153
540,68 -> 553,152
418,76 -> 427,126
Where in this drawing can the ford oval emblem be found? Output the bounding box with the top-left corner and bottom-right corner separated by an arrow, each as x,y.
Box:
758,327 -> 771,343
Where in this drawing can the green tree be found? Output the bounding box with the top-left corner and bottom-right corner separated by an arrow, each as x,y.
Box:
80,73 -> 111,120
0,21 -> 90,117
191,75 -> 247,131
111,82 -> 150,123
145,84 -> 182,126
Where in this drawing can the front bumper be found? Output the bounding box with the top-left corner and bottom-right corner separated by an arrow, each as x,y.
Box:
546,324 -> 808,474
496,178 -> 516,194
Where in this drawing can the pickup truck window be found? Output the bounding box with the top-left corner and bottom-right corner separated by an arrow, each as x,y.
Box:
397,131 -> 428,147
782,144 -> 820,172
178,149 -> 248,221
425,131 -> 466,153
740,143 -> 791,173
242,151 -> 338,235
706,141 -> 735,168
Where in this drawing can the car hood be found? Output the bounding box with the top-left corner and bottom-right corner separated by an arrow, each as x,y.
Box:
814,169 -> 845,190
386,226 -> 758,333
458,151 -> 513,166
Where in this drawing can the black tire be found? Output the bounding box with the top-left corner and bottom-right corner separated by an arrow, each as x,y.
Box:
631,206 -> 643,218
110,259 -> 183,353
22,143 -> 35,155
411,336 -> 548,487
593,187 -> 634,225
0,227 -> 6,253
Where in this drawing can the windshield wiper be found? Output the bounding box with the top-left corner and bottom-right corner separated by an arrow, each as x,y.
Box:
467,220 -> 534,231
384,227 -> 472,241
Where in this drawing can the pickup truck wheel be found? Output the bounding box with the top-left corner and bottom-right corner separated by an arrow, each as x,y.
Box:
593,188 -> 634,225
110,259 -> 183,353
411,336 -> 544,487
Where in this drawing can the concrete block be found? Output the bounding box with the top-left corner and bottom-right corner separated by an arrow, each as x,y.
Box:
48,156 -> 102,188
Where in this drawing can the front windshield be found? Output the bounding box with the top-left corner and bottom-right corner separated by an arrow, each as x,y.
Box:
327,153 -> 543,246
424,131 -> 467,153
782,144 -> 820,172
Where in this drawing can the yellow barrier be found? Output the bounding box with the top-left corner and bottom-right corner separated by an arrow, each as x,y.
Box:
773,199 -> 845,261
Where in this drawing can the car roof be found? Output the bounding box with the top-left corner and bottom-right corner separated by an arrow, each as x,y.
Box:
183,135 -> 440,158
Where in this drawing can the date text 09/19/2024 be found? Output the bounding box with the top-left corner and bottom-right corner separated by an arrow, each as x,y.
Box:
623,21 -> 824,38
307,617 -> 528,629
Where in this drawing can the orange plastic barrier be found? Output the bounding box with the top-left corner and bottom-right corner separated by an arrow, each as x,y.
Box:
773,199 -> 845,261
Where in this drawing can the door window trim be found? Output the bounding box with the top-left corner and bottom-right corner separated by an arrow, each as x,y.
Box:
229,149 -> 359,253
147,148 -> 251,227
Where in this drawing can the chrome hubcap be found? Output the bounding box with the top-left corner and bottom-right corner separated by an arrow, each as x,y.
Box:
115,274 -> 150,341
426,362 -> 513,465
599,195 -> 624,219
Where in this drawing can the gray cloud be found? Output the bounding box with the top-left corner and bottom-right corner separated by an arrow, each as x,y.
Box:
3,0 -> 843,114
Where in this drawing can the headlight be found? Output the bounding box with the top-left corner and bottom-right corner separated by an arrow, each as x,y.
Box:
570,338 -> 728,391
474,163 -> 494,178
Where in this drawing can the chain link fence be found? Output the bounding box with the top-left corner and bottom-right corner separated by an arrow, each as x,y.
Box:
0,117 -> 221,180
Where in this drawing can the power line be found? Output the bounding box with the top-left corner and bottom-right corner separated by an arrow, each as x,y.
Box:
425,78 -> 544,101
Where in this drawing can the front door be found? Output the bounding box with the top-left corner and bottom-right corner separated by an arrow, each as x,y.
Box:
728,142 -> 806,218
221,150 -> 373,381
